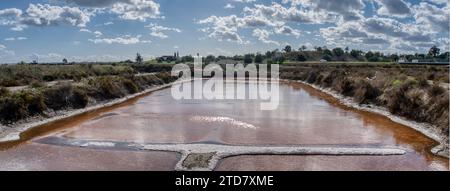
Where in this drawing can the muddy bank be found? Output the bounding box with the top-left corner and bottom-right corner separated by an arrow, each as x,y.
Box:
286,79 -> 449,158
280,64 -> 449,140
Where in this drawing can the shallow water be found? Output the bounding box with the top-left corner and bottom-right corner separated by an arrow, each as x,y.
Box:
0,80 -> 448,171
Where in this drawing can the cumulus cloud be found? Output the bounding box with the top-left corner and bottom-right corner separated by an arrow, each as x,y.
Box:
413,2 -> 449,33
145,23 -> 181,39
0,4 -> 91,31
111,0 -> 161,21
0,8 -> 22,25
88,35 -> 151,44
252,28 -> 279,45
198,15 -> 248,44
22,4 -> 90,27
375,0 -> 411,17
320,15 -> 440,52
66,0 -> 161,21
282,0 -> 365,21
274,25 -> 300,38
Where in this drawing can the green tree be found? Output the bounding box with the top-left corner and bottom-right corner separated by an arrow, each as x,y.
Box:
365,51 -> 374,60
300,45 -> 307,51
244,54 -> 253,64
332,47 -> 344,57
204,55 -> 215,64
135,53 -> 143,64
322,54 -> 332,61
350,50 -> 362,58
283,45 -> 292,53
265,51 -> 273,59
428,45 -> 440,57
390,54 -> 399,62
323,49 -> 332,56
254,53 -> 263,63
296,54 -> 307,62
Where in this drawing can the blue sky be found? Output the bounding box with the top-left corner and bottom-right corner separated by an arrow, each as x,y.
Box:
0,0 -> 448,63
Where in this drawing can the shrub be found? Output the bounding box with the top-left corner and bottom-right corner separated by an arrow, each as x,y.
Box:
306,70 -> 319,84
418,78 -> 429,88
392,79 -> 402,87
386,83 -> 426,121
336,78 -> 355,96
122,79 -> 139,94
70,87 -> 89,109
426,94 -> 449,133
0,87 -> 10,97
429,85 -> 445,96
155,72 -> 173,84
322,70 -> 344,88
43,75 -> 56,82
30,80 -> 45,88
0,97 -> 27,123
98,77 -> 125,99
17,91 -> 46,115
42,84 -> 73,110
354,80 -> 380,104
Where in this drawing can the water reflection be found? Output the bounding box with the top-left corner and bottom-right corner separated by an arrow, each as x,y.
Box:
0,79 -> 447,171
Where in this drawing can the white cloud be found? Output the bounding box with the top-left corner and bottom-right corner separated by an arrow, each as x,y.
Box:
413,2 -> 449,33
224,4 -> 235,9
252,28 -> 279,45
320,16 -> 439,52
110,0 -> 161,21
80,28 -> 91,33
274,25 -> 300,38
66,0 -> 161,21
0,44 -> 15,57
375,0 -> 411,18
80,28 -> 103,37
22,4 -> 91,27
0,4 -> 91,31
198,15 -> 249,44
29,53 -> 64,62
93,31 -> 103,37
0,8 -> 22,25
88,35 -> 151,44
145,23 -> 181,39
282,0 -> 365,21
426,0 -> 448,5
4,37 -> 27,41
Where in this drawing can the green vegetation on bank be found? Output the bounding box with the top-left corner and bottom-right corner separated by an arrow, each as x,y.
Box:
0,63 -> 175,87
0,72 -> 176,125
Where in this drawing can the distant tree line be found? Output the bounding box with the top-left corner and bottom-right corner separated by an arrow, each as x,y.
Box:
194,45 -> 449,64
